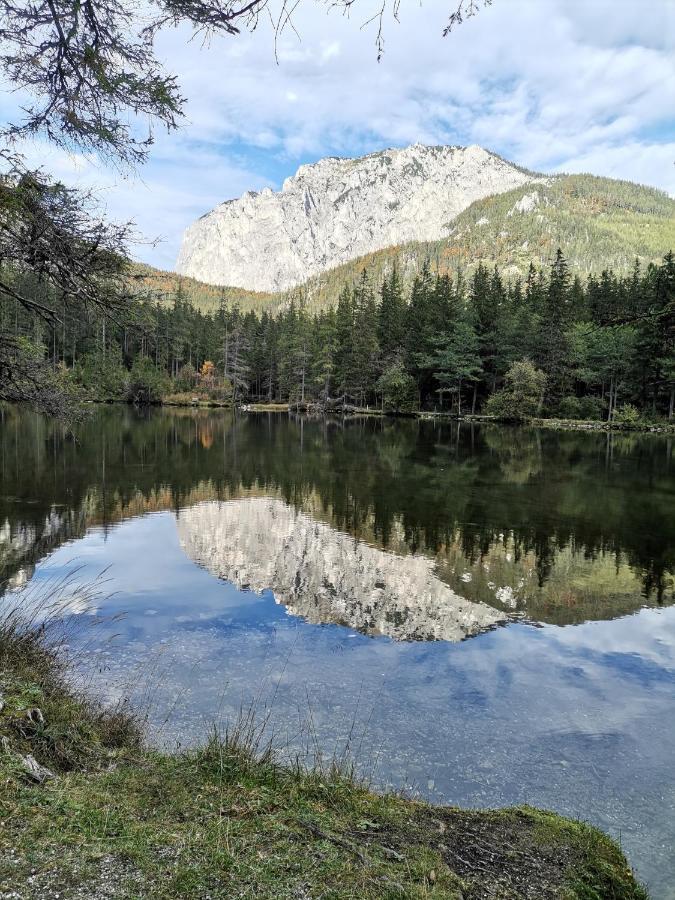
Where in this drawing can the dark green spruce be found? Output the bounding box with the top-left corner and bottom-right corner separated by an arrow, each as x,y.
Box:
2,250 -> 673,421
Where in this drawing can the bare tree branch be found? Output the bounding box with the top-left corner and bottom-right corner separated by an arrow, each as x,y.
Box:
0,333 -> 81,416
0,153 -> 134,321
443,0 -> 492,36
1,2 -> 489,164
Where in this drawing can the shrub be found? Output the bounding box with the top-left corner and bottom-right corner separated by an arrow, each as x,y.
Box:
175,363 -> 198,392
376,363 -> 417,413
77,348 -> 129,400
207,377 -> 233,404
578,396 -> 604,421
557,396 -> 583,419
126,356 -> 170,404
485,360 -> 546,421
613,403 -> 641,426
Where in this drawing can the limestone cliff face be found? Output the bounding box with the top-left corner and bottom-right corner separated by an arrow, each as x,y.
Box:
177,498 -> 506,642
175,144 -> 544,292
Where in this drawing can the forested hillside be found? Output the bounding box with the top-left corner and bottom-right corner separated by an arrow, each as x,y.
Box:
137,174 -> 675,317
10,248 -> 674,422
130,263 -> 273,314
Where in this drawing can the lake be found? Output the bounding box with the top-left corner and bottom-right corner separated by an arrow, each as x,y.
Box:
1,405 -> 674,897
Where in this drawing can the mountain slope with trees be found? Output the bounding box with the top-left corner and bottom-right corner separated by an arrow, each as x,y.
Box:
138,174 -> 675,317
276,174 -> 675,315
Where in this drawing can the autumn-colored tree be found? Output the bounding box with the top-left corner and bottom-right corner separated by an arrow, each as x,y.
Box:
200,360 -> 216,384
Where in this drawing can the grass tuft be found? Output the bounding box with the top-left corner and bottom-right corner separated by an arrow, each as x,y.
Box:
0,573 -> 143,772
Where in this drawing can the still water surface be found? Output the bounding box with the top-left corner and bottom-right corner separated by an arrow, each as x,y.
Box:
1,406 -> 674,896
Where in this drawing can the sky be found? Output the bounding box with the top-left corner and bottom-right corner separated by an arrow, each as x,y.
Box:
8,0 -> 675,270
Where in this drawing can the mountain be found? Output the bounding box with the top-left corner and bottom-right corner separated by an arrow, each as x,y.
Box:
145,151 -> 675,317
175,144 -> 544,292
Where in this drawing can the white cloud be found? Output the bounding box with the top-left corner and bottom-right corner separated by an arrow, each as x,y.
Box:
3,0 -> 674,270
320,41 -> 341,62
558,140 -> 675,192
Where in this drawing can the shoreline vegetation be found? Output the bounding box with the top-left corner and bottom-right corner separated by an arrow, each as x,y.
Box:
0,600 -> 649,899
78,396 -> 675,435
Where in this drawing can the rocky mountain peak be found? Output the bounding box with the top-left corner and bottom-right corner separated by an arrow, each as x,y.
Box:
176,143 -> 545,292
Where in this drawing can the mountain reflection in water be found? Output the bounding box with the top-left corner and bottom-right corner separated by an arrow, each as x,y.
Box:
178,497 -> 506,641
1,405 -> 673,624
2,407 -> 675,896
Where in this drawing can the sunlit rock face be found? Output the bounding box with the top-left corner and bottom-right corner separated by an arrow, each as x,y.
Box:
177,498 -> 506,642
176,144 -> 545,292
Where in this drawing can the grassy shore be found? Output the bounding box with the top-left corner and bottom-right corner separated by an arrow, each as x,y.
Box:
0,607 -> 648,899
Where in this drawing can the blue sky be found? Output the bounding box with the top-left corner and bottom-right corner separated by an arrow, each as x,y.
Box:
12,0 -> 675,270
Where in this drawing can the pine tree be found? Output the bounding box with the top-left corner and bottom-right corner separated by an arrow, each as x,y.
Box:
636,252 -> 675,417
311,309 -> 336,400
351,270 -> 380,405
219,302 -> 250,402
333,284 -> 354,400
405,259 -> 434,353
423,314 -> 483,415
536,249 -> 573,410
378,264 -> 406,362
406,259 -> 445,401
169,281 -> 190,378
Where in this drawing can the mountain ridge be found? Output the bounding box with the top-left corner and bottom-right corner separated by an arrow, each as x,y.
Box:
141,170 -> 675,316
176,143 -> 548,292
